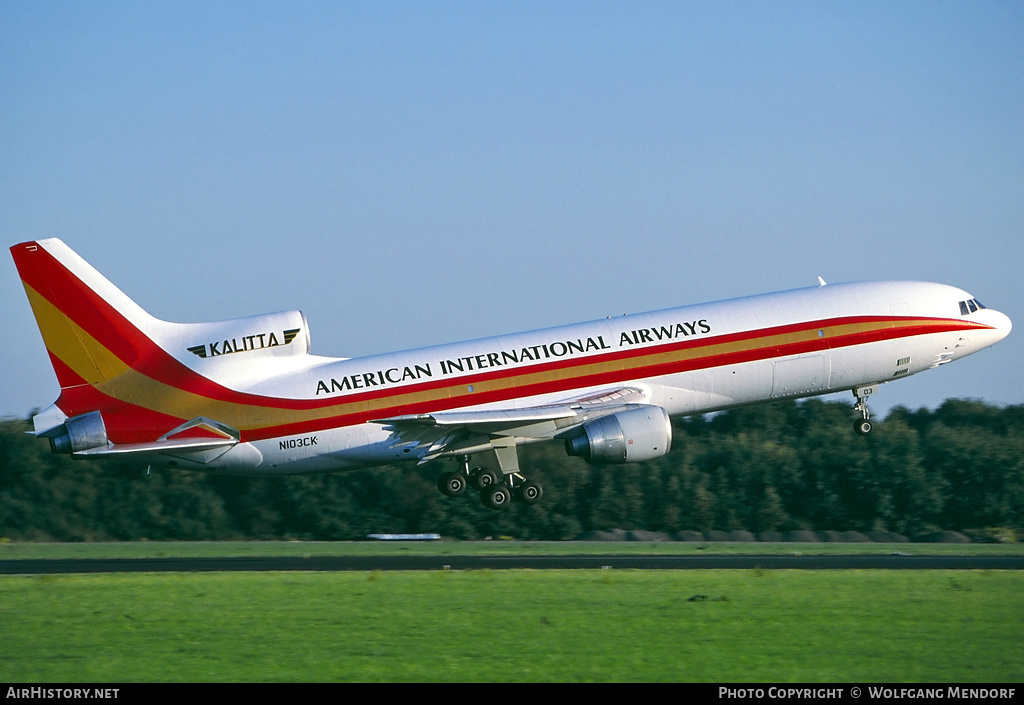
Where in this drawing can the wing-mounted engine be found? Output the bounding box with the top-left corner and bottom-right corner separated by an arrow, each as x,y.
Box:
563,405 -> 672,464
375,389 -> 671,509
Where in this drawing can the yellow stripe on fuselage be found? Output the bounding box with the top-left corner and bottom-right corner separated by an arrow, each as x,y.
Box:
28,281 -> 972,441
95,316 -> 930,435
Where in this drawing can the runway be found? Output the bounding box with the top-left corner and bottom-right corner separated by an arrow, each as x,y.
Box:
2,554 -> 1023,574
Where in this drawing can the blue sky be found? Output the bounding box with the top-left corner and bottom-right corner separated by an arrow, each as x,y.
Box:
2,1 -> 1022,420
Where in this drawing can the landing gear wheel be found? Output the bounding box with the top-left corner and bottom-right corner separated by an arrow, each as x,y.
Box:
482,484 -> 512,510
437,471 -> 467,496
854,419 -> 873,436
515,480 -> 544,505
471,467 -> 502,491
852,386 -> 877,438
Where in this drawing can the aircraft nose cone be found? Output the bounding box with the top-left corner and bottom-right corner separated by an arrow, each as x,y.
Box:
978,308 -> 1012,344
992,309 -> 1011,339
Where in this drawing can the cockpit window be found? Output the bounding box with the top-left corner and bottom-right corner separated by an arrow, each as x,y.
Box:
959,298 -> 987,316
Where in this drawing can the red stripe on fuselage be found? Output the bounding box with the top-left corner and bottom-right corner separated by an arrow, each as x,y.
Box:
16,240 -> 991,444
232,315 -> 989,442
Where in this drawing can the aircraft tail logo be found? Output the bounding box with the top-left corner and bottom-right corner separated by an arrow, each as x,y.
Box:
10,239 -> 315,454
10,240 -> 163,393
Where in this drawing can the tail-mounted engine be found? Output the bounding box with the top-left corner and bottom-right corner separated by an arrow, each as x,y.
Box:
564,405 -> 672,464
180,310 -> 311,362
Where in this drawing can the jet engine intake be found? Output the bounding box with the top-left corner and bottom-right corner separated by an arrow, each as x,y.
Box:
47,411 -> 108,455
564,405 -> 672,464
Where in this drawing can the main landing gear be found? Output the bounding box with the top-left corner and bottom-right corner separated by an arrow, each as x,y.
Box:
437,454 -> 544,510
852,385 -> 877,436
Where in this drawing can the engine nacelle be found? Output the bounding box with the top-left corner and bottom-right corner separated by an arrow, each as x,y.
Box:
46,411 -> 108,455
564,406 -> 672,464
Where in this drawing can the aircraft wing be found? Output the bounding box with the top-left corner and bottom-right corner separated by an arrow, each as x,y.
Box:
375,406 -> 578,429
374,387 -> 650,463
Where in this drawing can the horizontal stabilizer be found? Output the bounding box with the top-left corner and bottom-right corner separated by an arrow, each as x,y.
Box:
72,435 -> 238,457
70,416 -> 240,459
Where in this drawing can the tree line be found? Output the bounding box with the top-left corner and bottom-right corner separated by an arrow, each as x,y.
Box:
1,398 -> 1021,542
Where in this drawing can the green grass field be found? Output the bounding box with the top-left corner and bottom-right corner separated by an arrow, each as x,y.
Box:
2,542 -> 1022,682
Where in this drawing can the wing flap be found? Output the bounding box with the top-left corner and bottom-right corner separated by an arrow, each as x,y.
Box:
374,386 -> 648,429
375,406 -> 578,428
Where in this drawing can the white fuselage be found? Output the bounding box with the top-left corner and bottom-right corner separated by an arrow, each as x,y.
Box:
231,280 -> 1009,475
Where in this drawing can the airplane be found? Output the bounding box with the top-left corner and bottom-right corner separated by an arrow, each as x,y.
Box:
10,239 -> 1012,509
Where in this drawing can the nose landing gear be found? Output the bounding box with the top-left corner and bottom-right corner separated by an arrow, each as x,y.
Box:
853,385 -> 877,435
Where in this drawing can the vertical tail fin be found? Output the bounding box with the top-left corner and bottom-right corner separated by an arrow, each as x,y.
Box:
10,240 -> 245,452
11,239 -> 305,455
10,239 -> 161,391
